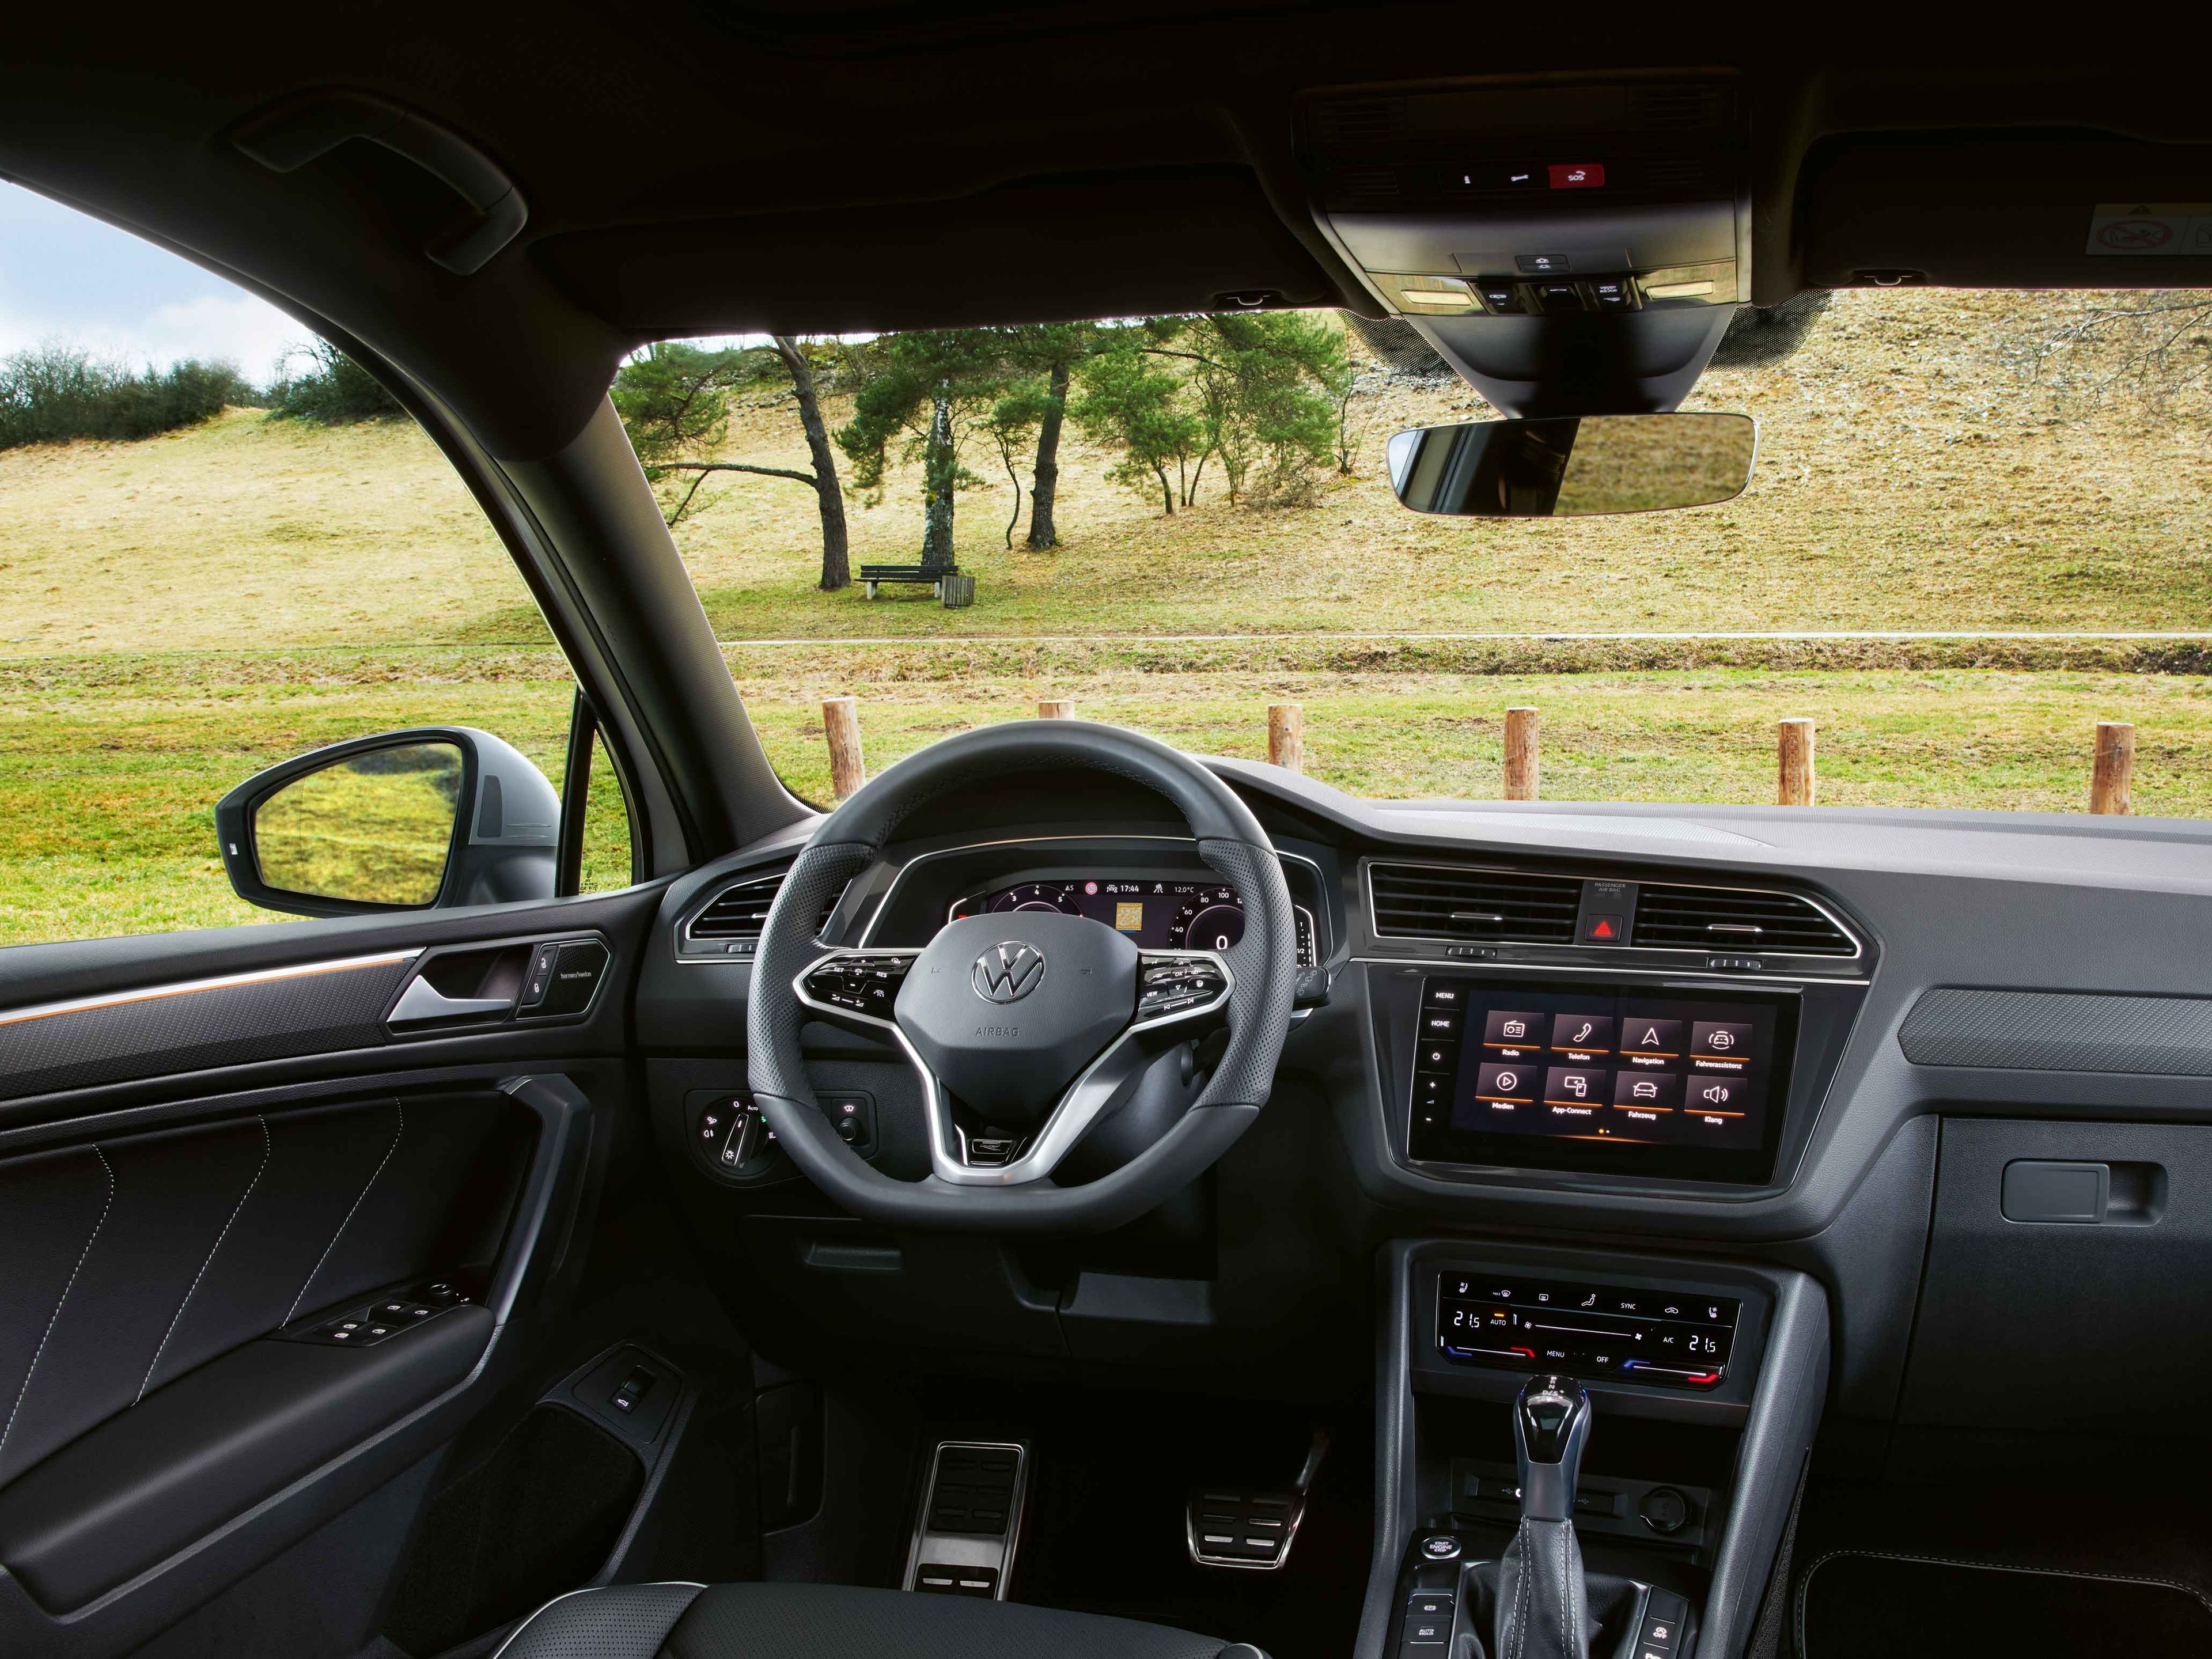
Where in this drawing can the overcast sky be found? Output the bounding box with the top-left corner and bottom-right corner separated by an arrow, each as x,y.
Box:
0,182 -> 312,382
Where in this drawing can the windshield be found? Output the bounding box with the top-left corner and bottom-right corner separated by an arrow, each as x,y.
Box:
620,290 -> 2212,816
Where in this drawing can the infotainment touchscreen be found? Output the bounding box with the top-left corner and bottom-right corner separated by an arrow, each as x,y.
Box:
1406,978 -> 1798,1182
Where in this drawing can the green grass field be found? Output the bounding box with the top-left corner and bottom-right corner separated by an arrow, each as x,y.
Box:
3,288 -> 2209,947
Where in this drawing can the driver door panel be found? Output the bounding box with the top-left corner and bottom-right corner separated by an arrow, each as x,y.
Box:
0,889 -> 653,1659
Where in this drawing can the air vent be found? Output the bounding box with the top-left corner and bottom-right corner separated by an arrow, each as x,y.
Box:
1330,164 -> 1401,200
1312,98 -> 1407,150
688,870 -> 846,944
1640,156 -> 1711,191
1630,84 -> 1728,131
1369,863 -> 1582,945
1632,884 -> 1856,957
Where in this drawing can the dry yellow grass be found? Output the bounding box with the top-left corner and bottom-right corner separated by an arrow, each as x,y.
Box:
0,412 -> 527,654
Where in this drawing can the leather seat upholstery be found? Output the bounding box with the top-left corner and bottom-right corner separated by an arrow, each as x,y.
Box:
494,1581 -> 1270,1659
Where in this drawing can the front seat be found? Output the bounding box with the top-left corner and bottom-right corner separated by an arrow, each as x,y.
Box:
494,1581 -> 1270,1659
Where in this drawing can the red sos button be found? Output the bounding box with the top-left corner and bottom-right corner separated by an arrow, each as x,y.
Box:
1548,162 -> 1605,190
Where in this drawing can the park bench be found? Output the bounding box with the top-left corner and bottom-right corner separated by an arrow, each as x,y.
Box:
859,563 -> 959,600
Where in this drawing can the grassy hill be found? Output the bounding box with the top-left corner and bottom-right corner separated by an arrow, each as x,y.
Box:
3,288 -> 2210,946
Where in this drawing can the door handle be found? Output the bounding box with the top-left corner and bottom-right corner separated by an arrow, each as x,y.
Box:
232,90 -> 528,274
388,976 -> 514,1028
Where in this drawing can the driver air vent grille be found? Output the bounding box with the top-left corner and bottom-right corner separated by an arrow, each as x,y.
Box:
1630,84 -> 1729,131
1330,164 -> 1402,200
1633,884 -> 1856,956
690,870 -> 846,941
1312,99 -> 1407,150
1369,863 -> 1581,945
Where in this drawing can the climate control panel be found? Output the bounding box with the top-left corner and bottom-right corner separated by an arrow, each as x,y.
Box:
1435,1270 -> 1738,1391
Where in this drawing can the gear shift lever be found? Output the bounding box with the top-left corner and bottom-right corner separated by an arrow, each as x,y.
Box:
1495,1374 -> 1594,1659
1516,1371 -> 1592,1521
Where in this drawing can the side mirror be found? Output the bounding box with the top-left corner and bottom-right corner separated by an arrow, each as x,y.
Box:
1387,412 -> 1756,517
215,727 -> 559,918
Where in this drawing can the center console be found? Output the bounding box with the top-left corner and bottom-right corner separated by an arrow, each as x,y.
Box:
1364,1241 -> 1829,1659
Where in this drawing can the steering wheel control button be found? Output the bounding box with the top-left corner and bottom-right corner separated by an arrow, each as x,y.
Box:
1137,958 -> 1228,1023
802,953 -> 913,1018
1419,1535 -> 1462,1560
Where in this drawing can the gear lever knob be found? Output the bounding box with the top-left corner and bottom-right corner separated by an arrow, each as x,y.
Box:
1513,1373 -> 1592,1523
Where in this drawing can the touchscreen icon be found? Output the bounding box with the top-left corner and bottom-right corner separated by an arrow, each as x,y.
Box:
1550,1014 -> 1615,1054
1620,1018 -> 1683,1056
1691,1021 -> 1756,1063
1611,1072 -> 1681,1110
1476,1063 -> 1537,1103
1545,1067 -> 1607,1109
1484,1010 -> 1548,1049
1699,1082 -> 1734,1107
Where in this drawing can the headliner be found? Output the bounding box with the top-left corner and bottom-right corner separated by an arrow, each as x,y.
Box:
0,11 -> 2195,457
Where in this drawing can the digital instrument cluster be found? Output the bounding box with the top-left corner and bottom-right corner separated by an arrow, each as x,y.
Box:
949,877 -> 1316,964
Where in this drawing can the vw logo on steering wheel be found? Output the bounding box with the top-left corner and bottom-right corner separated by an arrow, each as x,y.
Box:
971,942 -> 1047,1003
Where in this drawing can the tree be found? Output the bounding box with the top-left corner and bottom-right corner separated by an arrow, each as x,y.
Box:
995,323 -> 1104,549
611,338 -> 851,590
265,340 -> 403,425
0,345 -> 256,447
770,336 -> 851,591
1195,312 -> 1346,505
836,330 -> 1009,570
1070,330 -> 1203,514
1072,313 -> 1346,513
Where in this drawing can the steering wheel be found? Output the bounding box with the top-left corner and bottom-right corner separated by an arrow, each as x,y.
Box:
747,721 -> 1297,1231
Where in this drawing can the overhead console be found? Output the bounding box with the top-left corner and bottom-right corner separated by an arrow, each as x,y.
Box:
1297,74 -> 1750,413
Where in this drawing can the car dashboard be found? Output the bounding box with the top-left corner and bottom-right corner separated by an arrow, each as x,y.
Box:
634,750 -> 2212,1653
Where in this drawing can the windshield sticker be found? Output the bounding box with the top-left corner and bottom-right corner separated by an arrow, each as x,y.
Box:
2085,203 -> 2212,256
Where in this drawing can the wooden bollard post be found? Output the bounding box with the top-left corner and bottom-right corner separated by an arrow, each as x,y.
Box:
2091,720 -> 2135,815
1503,706 -> 1539,801
1268,702 -> 1305,772
1778,718 -> 1816,807
821,695 -> 865,800
1037,699 -> 1074,719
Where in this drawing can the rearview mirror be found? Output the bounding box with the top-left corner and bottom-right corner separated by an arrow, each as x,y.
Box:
215,727 -> 558,917
1386,412 -> 1756,517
